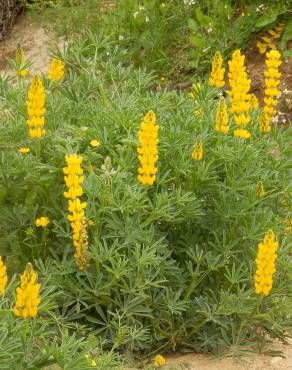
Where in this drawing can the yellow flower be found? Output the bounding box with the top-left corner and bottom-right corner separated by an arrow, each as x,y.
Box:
18,147 -> 30,154
26,75 -> 46,139
160,3 -> 166,8
259,111 -> 271,133
268,29 -> 281,39
19,69 -> 28,78
86,219 -> 95,226
254,230 -> 278,297
63,154 -> 90,270
137,111 -> 159,186
209,51 -> 225,88
0,256 -> 8,295
13,263 -> 41,318
256,181 -> 265,198
192,141 -> 203,160
228,50 -> 251,131
91,360 -> 97,366
248,93 -> 259,109
215,99 -> 229,133
47,59 -> 64,81
154,354 -> 166,367
256,42 -> 268,55
90,139 -> 101,147
233,128 -> 251,139
263,49 -> 282,117
35,217 -> 50,227
261,37 -> 277,50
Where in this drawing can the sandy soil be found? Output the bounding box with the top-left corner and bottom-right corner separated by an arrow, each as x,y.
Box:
126,339 -> 292,370
0,12 -> 63,75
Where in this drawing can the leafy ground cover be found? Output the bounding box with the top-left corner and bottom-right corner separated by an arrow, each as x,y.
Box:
0,1 -> 292,369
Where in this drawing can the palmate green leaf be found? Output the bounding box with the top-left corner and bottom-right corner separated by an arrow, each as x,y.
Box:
255,13 -> 278,29
189,35 -> 206,49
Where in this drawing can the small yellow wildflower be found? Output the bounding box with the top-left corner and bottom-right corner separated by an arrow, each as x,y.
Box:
91,360 -> 97,366
13,263 -> 41,318
0,256 -> 8,295
192,141 -> 203,160
160,3 -> 166,8
90,139 -> 101,147
234,128 -> 251,139
160,76 -> 165,81
154,354 -> 166,367
18,147 -> 30,154
35,217 -> 50,227
19,69 -> 28,78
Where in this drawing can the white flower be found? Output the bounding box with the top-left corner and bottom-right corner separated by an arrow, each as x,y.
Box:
145,16 -> 149,22
133,11 -> 139,18
119,35 -> 124,41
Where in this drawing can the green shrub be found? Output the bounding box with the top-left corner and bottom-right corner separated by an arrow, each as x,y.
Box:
1,43 -> 291,357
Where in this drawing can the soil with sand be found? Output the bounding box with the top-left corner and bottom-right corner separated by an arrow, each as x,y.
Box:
1,12 -> 292,370
0,12 -> 63,75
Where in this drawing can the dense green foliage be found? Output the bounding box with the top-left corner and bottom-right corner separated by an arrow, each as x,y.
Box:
0,1 -> 292,368
1,39 -> 292,357
0,273 -> 122,369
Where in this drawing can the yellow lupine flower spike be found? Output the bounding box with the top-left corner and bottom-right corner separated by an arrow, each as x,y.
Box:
63,154 -> 90,270
48,59 -> 64,81
215,99 -> 229,133
137,111 -> 159,186
0,256 -> 8,295
259,111 -> 271,133
228,49 -> 251,139
26,76 -> 46,138
249,93 -> 259,109
209,51 -> 225,88
13,264 -> 40,318
192,141 -> 203,160
254,230 -> 278,297
264,49 -> 282,117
